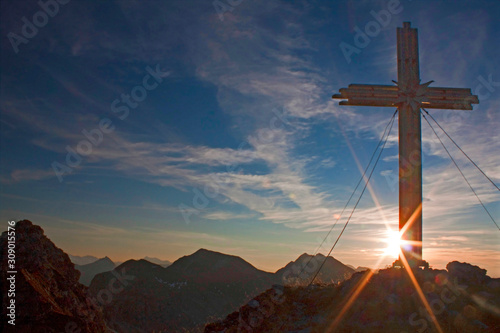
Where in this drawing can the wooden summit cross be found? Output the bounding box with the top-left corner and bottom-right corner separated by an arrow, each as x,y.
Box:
333,22 -> 479,268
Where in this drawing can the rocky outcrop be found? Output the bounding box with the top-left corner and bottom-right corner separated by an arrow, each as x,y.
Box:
0,220 -> 108,333
447,261 -> 489,285
206,264 -> 500,332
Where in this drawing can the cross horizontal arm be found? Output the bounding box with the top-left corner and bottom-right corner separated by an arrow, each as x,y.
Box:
332,84 -> 398,107
422,87 -> 479,110
332,84 -> 479,110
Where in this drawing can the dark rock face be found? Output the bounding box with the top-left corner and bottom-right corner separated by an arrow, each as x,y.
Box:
206,265 -> 500,332
0,220 -> 108,333
447,261 -> 489,285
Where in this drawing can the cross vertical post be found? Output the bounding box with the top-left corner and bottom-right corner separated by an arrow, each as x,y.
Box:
397,22 -> 422,267
332,22 -> 479,269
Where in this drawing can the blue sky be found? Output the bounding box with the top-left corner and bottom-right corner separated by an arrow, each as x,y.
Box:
1,0 -> 499,276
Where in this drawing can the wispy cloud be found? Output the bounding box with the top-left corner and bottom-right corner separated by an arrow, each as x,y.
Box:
202,211 -> 256,220
1,0 -> 498,275
1,169 -> 55,183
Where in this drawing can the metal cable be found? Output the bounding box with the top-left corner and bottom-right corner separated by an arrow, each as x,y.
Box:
308,111 -> 397,286
422,108 -> 500,192
421,110 -> 499,230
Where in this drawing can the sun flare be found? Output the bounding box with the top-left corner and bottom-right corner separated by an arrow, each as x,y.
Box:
383,230 -> 402,258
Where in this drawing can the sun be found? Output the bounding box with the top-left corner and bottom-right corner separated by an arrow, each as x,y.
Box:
382,229 -> 402,258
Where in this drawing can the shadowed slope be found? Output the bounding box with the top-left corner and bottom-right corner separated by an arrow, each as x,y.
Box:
205,263 -> 500,332
75,256 -> 115,286
0,220 -> 108,333
89,248 -> 279,332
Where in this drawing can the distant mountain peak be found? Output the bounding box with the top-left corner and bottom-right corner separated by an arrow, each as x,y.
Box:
193,248 -> 225,256
276,252 -> 354,285
183,248 -> 251,266
297,252 -> 327,260
143,256 -> 172,267
89,248 -> 278,332
297,252 -> 312,259
115,258 -> 163,272
69,254 -> 100,265
75,256 -> 116,286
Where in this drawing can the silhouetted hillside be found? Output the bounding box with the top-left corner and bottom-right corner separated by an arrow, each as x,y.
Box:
167,248 -> 276,284
206,262 -> 500,332
346,263 -> 371,272
75,256 -> 115,286
69,254 -> 100,266
143,256 -> 171,267
89,249 -> 279,332
0,220 -> 108,333
276,253 -> 354,285
0,220 -> 378,332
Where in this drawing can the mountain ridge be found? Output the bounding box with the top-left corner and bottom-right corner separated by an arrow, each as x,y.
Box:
1,220 -> 367,332
69,254 -> 100,266
75,256 -> 116,286
88,248 -> 356,332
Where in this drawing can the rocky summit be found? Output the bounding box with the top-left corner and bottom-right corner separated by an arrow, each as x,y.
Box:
0,220 -> 108,333
205,263 -> 500,332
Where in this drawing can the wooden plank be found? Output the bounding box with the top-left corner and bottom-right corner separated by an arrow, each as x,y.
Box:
425,95 -> 479,103
427,87 -> 473,94
339,100 -> 396,107
338,88 -> 398,97
349,96 -> 397,103
421,101 -> 474,110
348,84 -> 398,91
425,94 -> 478,101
